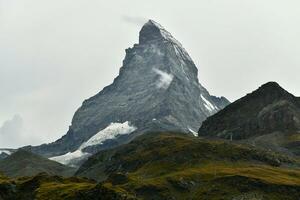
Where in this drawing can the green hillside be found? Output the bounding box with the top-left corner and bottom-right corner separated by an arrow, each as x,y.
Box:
76,132 -> 300,199
0,133 -> 300,199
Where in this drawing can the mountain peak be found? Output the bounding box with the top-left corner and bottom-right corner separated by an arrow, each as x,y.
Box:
250,81 -> 292,101
258,81 -> 283,92
27,20 -> 229,166
260,81 -> 280,87
145,19 -> 165,29
139,20 -> 180,46
199,82 -> 300,141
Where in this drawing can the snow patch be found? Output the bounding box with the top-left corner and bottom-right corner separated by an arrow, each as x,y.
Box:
0,150 -> 12,155
79,121 -> 137,150
50,121 -> 137,166
188,128 -> 198,137
200,94 -> 218,112
50,150 -> 90,166
153,68 -> 174,89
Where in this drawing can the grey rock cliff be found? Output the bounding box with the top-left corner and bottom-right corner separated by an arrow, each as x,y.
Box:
28,20 -> 229,157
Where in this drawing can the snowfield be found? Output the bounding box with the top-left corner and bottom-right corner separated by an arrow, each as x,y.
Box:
0,150 -> 12,155
79,121 -> 137,150
50,121 -> 137,166
50,150 -> 90,166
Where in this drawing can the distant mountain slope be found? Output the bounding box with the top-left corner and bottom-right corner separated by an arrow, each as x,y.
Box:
26,20 -> 229,165
0,149 -> 14,160
198,82 -> 300,156
0,150 -> 75,178
74,132 -> 300,199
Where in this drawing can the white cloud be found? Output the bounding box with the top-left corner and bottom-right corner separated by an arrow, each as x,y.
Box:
122,15 -> 147,26
153,68 -> 174,89
0,115 -> 39,148
0,115 -> 23,148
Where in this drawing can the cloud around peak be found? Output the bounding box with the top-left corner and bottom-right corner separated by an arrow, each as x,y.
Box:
0,115 -> 23,148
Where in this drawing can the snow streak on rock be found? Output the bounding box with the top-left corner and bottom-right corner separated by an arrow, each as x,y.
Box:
201,94 -> 218,112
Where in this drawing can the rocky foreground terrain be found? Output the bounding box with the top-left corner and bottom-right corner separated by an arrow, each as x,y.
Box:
0,133 -> 300,199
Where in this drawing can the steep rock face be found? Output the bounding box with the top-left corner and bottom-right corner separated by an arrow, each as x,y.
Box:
198,82 -> 300,156
29,20 -> 229,159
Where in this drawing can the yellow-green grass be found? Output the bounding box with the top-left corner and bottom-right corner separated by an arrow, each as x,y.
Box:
128,161 -> 300,185
287,133 -> 300,142
35,182 -> 95,200
104,161 -> 300,199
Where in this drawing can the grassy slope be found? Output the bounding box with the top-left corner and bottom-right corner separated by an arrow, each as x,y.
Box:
116,162 -> 300,199
0,133 -> 300,199
0,173 -> 133,200
76,132 -> 300,199
77,132 -> 297,178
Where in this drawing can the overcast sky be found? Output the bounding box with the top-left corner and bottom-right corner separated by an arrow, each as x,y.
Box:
1,0 -> 300,148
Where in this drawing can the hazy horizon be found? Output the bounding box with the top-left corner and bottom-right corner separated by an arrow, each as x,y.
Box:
1,0 -> 300,148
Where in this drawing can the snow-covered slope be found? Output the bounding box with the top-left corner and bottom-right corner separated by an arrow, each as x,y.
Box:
49,150 -> 89,167
50,121 -> 137,166
79,121 -> 137,150
0,150 -> 12,155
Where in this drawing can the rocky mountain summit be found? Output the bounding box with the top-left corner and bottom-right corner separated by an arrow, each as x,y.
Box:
26,20 -> 229,165
198,82 -> 300,156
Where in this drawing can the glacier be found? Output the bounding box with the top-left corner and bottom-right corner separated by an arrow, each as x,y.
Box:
50,121 -> 137,166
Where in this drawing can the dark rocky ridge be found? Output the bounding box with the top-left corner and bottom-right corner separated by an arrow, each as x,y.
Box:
198,82 -> 300,156
26,20 -> 229,158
